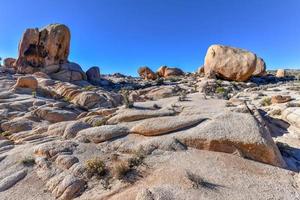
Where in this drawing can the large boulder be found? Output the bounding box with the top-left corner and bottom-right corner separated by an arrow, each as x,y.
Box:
3,58 -> 16,68
138,66 -> 157,80
157,66 -> 184,77
276,69 -> 285,78
204,45 -> 257,81
252,57 -> 266,76
15,24 -> 70,73
13,76 -> 38,91
86,66 -> 100,83
50,62 -> 87,82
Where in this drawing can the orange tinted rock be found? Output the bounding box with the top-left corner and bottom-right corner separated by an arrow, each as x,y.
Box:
138,66 -> 157,80
271,95 -> 291,104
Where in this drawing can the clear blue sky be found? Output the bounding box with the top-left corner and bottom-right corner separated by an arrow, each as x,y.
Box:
0,0 -> 300,75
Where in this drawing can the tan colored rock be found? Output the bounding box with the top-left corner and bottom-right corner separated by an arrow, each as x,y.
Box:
33,71 -> 50,79
3,58 -> 16,68
176,111 -> 286,167
55,155 -> 79,169
16,24 -> 70,73
138,66 -> 157,80
34,141 -> 78,158
252,57 -> 266,76
110,150 -> 299,200
197,66 -> 204,74
282,107 -> 300,130
50,62 -> 87,82
33,107 -> 78,123
204,45 -> 257,81
107,108 -> 176,124
271,95 -> 291,104
130,116 -> 205,136
157,66 -> 184,77
13,76 -> 38,90
276,69 -> 285,78
76,125 -> 129,143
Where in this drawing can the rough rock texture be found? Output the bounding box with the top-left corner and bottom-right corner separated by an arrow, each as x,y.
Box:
50,62 -> 87,82
110,150 -> 299,200
0,169 -> 27,192
131,116 -> 205,136
157,66 -> 184,77
13,76 -> 38,90
3,58 -> 16,68
16,24 -> 70,72
76,125 -> 130,143
138,66 -> 157,80
276,69 -> 286,78
86,66 -> 100,83
271,95 -> 291,104
252,57 -> 266,76
204,45 -> 257,81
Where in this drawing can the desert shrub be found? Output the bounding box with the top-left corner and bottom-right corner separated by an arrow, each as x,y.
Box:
260,97 -> 272,106
178,90 -> 188,101
21,157 -> 35,167
128,147 -> 146,168
156,78 -> 164,85
85,157 -> 106,177
83,85 -> 95,91
112,161 -> 130,179
0,131 -> 11,137
121,89 -> 134,108
216,87 -> 225,94
63,96 -> 71,102
32,91 -> 37,98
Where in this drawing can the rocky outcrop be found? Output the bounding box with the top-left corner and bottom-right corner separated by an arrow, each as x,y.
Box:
16,24 -> 70,72
76,125 -> 129,143
50,62 -> 87,82
13,76 -> 38,91
14,24 -> 87,82
138,66 -> 157,80
157,66 -> 184,77
131,116 -> 205,136
271,95 -> 291,104
204,45 -> 258,81
252,57 -> 266,76
86,66 -> 101,83
276,69 -> 285,78
3,58 -> 16,68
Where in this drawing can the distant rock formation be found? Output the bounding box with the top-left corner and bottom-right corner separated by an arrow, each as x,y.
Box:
157,66 -> 184,78
138,66 -> 157,80
14,24 -> 86,82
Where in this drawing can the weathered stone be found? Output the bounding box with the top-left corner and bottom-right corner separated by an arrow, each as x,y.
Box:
271,95 -> 291,104
76,125 -> 129,143
107,108 -> 175,124
55,155 -> 79,169
13,76 -> 38,90
252,57 -> 266,76
130,116 -> 205,136
3,58 -> 16,68
276,69 -> 285,78
63,121 -> 91,139
138,66 -> 157,80
16,24 -> 70,72
204,45 -> 257,81
86,66 -> 100,82
34,107 -> 77,123
0,169 -> 27,192
34,141 -> 78,158
157,66 -> 184,77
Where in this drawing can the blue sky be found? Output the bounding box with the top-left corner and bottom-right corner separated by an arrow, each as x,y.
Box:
0,0 -> 300,75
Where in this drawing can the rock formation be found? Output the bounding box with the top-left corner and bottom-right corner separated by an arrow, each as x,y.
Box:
157,66 -> 184,77
204,45 -> 262,81
138,66 -> 157,80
